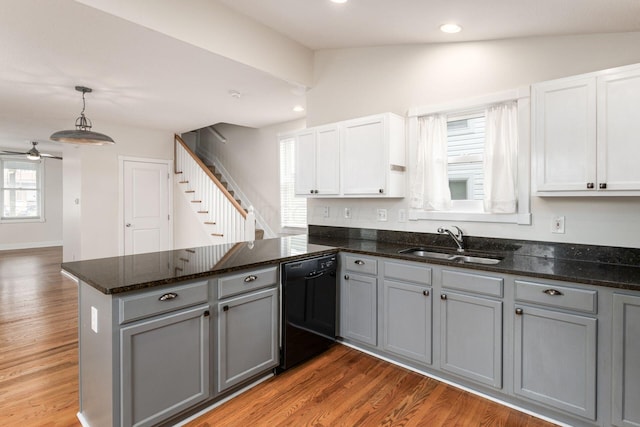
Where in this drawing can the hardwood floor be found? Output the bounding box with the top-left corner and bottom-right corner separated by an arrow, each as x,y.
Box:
0,247 -> 557,427
0,247 -> 79,427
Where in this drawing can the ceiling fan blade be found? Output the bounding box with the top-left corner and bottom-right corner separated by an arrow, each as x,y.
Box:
0,150 -> 27,155
40,153 -> 63,160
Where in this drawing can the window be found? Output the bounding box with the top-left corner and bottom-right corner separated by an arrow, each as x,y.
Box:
407,88 -> 531,224
447,114 -> 485,205
1,158 -> 43,221
279,137 -> 307,230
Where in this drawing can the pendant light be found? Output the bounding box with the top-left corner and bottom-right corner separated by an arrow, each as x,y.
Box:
50,86 -> 115,145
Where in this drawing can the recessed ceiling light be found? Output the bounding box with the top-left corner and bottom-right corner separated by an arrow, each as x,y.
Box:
293,105 -> 305,112
330,0 -> 348,4
228,90 -> 242,99
440,23 -> 462,34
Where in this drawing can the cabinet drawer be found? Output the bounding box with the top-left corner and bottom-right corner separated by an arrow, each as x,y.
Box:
344,255 -> 377,275
218,266 -> 278,299
515,280 -> 597,314
384,261 -> 431,285
119,280 -> 209,324
442,269 -> 503,298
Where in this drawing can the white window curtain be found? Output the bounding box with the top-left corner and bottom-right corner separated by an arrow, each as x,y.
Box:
410,114 -> 452,211
483,101 -> 518,213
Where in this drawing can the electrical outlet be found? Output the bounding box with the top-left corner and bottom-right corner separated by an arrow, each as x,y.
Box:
398,209 -> 407,223
551,216 -> 565,234
322,206 -> 330,218
91,306 -> 98,333
377,208 -> 388,222
344,207 -> 351,219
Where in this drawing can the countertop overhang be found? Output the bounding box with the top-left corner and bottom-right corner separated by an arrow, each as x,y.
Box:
62,233 -> 640,295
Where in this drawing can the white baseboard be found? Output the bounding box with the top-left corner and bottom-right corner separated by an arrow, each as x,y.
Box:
0,240 -> 62,251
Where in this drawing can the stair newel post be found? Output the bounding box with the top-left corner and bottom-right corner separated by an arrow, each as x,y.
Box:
245,206 -> 256,242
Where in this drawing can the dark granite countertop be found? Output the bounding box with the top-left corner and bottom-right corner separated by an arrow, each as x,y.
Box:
62,235 -> 337,294
307,235 -> 640,291
63,227 -> 640,295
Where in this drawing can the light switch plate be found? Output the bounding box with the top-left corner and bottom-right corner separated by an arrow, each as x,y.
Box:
377,209 -> 388,222
344,207 -> 351,219
322,206 -> 330,218
551,216 -> 565,234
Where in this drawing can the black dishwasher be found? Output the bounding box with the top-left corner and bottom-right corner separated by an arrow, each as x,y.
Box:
279,254 -> 337,372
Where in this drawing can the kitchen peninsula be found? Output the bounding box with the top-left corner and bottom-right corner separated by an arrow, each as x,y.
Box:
63,228 -> 640,427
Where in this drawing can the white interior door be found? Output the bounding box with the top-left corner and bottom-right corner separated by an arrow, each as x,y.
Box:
123,160 -> 171,255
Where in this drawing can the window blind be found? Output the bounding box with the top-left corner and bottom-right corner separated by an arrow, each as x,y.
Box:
279,137 -> 307,229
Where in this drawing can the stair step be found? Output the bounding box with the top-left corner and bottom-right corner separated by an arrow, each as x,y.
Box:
197,210 -> 209,214
191,200 -> 202,203
175,171 -> 183,174
185,249 -> 196,253
204,221 -> 216,225
211,233 -> 224,237
178,180 -> 189,184
228,190 -> 235,197
185,190 -> 195,193
179,257 -> 189,262
255,229 -> 265,240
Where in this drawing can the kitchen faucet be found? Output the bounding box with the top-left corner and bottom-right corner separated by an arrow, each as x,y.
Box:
437,226 -> 465,252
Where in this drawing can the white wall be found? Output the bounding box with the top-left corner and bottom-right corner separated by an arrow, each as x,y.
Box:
306,32 -> 640,248
0,158 -> 63,250
194,119 -> 305,236
62,123 -> 173,261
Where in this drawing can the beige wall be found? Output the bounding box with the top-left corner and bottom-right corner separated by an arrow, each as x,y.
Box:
62,122 -> 173,261
0,157 -> 63,250
306,32 -> 640,248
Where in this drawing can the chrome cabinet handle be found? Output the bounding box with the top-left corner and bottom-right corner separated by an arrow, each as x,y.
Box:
599,183 -> 607,189
440,294 -> 447,300
543,288 -> 564,296
344,274 -> 349,280
158,292 -> 178,301
515,308 -> 523,315
587,182 -> 594,189
244,275 -> 258,283
223,305 -> 229,312
378,188 -> 384,194
354,260 -> 365,265
423,290 -> 430,297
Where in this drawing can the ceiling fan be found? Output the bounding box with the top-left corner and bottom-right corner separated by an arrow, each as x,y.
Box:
0,141 -> 62,160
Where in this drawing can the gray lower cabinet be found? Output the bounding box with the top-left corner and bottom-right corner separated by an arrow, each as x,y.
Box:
514,305 -> 597,420
383,279 -> 432,364
217,287 -> 279,392
440,291 -> 503,388
120,304 -> 210,427
612,294 -> 640,427
341,272 -> 378,346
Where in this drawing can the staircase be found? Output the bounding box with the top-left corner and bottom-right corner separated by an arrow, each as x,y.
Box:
204,163 -> 264,240
174,134 -> 262,244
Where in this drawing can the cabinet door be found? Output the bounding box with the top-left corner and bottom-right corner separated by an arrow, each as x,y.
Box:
533,77 -> 597,192
315,126 -> 340,195
440,291 -> 502,388
120,305 -> 210,427
514,305 -> 596,419
597,68 -> 640,191
341,272 -> 377,346
342,116 -> 386,195
294,130 -> 316,196
217,287 -> 278,392
383,280 -> 432,364
612,294 -> 640,427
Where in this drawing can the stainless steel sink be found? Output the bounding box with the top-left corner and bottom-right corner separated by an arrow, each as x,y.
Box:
398,248 -> 502,265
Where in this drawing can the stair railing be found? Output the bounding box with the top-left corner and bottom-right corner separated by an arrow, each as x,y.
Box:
174,134 -> 255,243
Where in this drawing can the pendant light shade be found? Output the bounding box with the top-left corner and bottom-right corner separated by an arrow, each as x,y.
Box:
50,86 -> 115,145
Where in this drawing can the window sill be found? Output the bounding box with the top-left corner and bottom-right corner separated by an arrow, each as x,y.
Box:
0,217 -> 44,224
408,209 -> 531,225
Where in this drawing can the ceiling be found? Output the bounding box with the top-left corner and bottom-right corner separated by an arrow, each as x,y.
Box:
219,0 -> 640,49
1,0 -> 639,153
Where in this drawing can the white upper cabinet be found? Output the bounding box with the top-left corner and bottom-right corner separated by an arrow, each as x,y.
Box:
294,125 -> 340,196
293,113 -> 406,198
341,113 -> 406,197
533,63 -> 640,195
